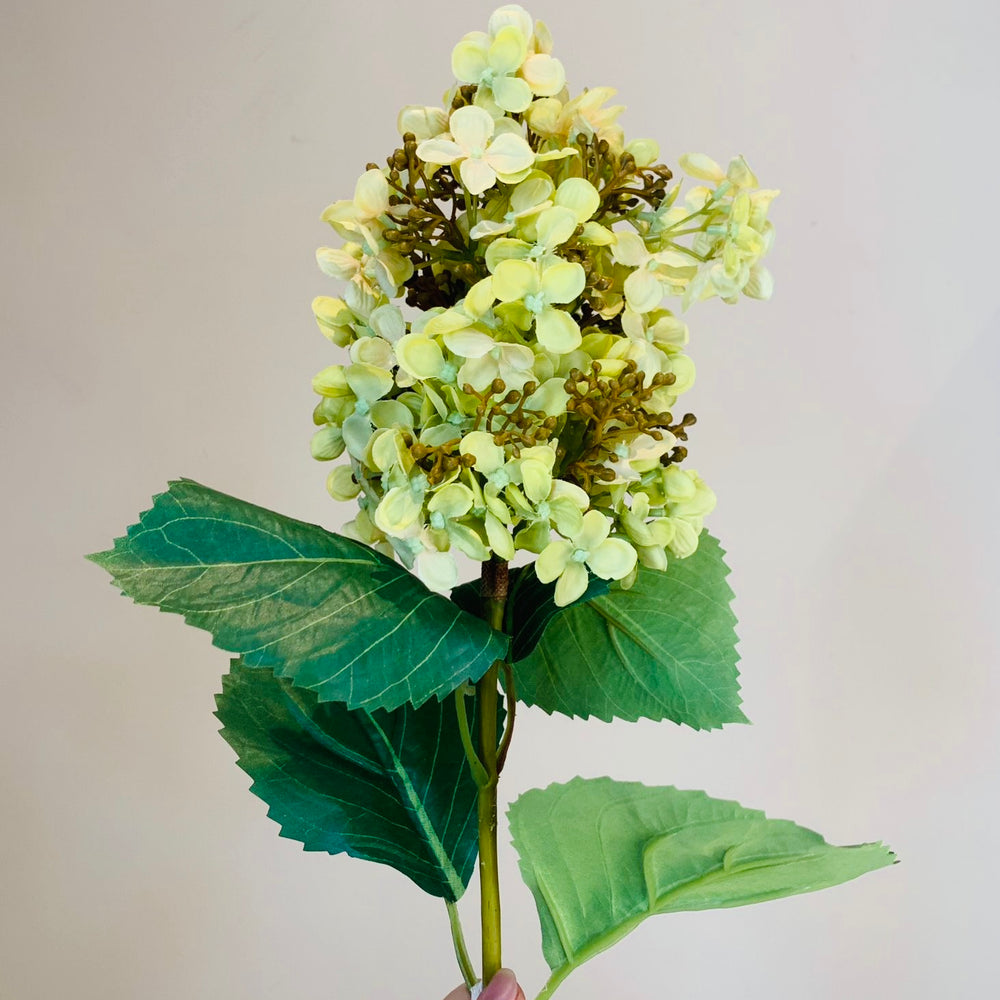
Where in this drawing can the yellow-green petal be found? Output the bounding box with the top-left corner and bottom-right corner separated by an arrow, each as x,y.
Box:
452,37 -> 489,83
429,482 -> 475,520
555,178 -> 601,222
520,52 -> 565,96
587,537 -> 638,580
396,334 -> 446,380
535,539 -> 573,584
492,258 -> 538,301
325,463 -> 360,500
554,561 -> 589,606
539,260 -> 585,304
535,307 -> 581,353
460,430 -> 505,474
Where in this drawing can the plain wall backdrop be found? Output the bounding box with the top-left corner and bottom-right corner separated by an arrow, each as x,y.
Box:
2,0 -> 998,997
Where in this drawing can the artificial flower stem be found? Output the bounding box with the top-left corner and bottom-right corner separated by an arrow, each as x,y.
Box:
455,687 -> 490,788
446,900 -> 478,989
496,661 -> 517,774
477,664 -> 502,985
478,558 -> 509,987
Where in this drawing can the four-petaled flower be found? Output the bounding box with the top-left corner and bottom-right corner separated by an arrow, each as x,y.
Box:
536,510 -> 638,605
491,257 -> 585,353
417,106 -> 535,196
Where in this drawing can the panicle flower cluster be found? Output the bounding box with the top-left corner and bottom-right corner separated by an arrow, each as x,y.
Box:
310,4 -> 777,605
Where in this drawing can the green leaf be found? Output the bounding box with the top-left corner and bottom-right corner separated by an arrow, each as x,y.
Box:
509,777 -> 896,997
89,480 -> 507,711
216,660 -> 497,900
512,533 -> 745,729
450,566 -> 609,661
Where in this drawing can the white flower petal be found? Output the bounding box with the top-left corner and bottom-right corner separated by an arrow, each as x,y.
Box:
443,329 -> 496,358
397,105 -> 449,141
460,156 -> 498,196
488,5 -> 532,39
415,549 -> 459,594
449,104 -> 495,151
416,137 -> 465,165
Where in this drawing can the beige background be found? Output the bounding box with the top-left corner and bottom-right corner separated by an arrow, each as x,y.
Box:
2,0 -> 998,997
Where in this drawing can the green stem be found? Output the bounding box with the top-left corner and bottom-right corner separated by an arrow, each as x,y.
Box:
478,558 -> 509,987
455,688 -> 489,788
446,900 -> 478,989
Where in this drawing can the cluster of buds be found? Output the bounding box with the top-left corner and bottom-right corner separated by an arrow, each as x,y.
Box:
310,4 -> 777,604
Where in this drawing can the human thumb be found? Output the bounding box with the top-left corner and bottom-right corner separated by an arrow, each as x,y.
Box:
480,969 -> 525,1000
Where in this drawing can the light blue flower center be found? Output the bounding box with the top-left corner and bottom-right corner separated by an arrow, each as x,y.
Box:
571,547 -> 589,563
614,442 -> 629,458
536,501 -> 551,520
504,209 -> 519,223
528,244 -> 545,259
429,511 -> 446,530
470,145 -> 485,159
481,68 -> 496,86
524,292 -> 545,313
490,469 -> 511,488
440,361 -> 457,383
647,259 -> 658,271
410,474 -> 429,496
355,399 -> 371,416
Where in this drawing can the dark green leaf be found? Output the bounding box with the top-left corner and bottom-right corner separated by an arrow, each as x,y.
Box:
510,777 -> 895,995
216,660 -> 497,900
512,533 -> 745,729
89,480 -> 507,711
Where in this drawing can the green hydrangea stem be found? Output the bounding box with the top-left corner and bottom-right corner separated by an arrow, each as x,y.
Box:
478,558 -> 509,987
446,900 -> 477,989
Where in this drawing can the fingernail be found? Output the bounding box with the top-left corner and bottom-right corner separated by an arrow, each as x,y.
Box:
481,969 -> 519,1000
